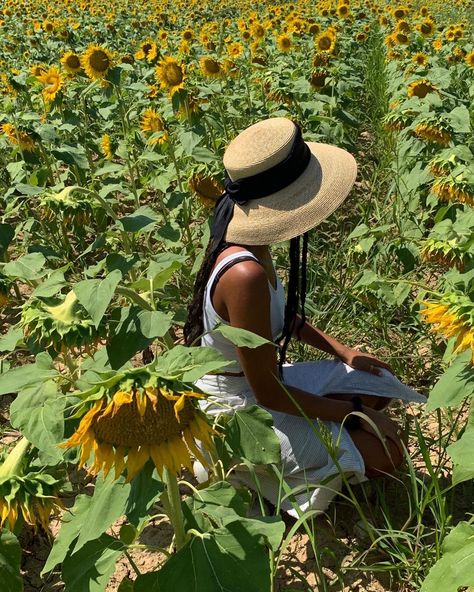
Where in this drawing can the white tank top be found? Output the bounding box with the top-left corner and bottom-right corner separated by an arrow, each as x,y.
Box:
200,251 -> 286,373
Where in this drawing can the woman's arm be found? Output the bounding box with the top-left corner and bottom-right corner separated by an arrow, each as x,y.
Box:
216,262 -> 358,422
292,314 -> 394,376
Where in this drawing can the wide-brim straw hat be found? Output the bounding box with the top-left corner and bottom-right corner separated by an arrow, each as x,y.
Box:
223,117 -> 357,246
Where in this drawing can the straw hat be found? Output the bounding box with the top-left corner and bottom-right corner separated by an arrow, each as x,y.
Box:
223,117 -> 357,245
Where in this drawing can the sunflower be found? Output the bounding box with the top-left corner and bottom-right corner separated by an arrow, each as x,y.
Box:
30,63 -> 46,77
277,34 -> 292,51
394,31 -> 409,44
181,28 -> 194,42
432,38 -> 443,51
199,56 -> 223,78
466,51 -> 474,68
134,39 -> 158,62
155,56 -> 185,95
250,22 -> 266,39
432,177 -> 474,207
60,51 -> 81,74
309,69 -> 328,89
412,52 -> 429,67
415,121 -> 451,146
316,30 -> 336,53
227,42 -> 243,58
417,19 -> 436,37
101,134 -> 113,159
407,79 -> 437,98
419,298 -> 474,361
140,108 -> 168,145
81,45 -> 114,80
336,4 -> 350,18
20,289 -> 105,354
60,365 -> 217,481
189,174 -> 224,208
1,122 -> 35,151
0,438 -> 65,531
37,66 -> 64,102
420,239 -> 465,269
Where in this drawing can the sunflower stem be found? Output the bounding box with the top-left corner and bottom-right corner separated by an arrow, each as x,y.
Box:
161,466 -> 187,552
124,551 -> 142,576
0,437 -> 30,479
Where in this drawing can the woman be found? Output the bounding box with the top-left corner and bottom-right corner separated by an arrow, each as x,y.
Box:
184,117 -> 426,517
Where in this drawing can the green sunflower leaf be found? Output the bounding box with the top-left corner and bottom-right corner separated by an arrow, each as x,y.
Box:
0,529 -> 23,592
226,406 -> 281,464
73,269 -> 122,328
9,380 -> 65,465
135,520 -> 272,592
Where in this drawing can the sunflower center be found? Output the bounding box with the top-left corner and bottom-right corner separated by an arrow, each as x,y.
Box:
164,63 -> 183,85
92,393 -> 195,447
89,50 -> 111,72
318,36 -> 332,50
143,43 -> 152,55
204,58 -> 220,74
67,55 -> 80,69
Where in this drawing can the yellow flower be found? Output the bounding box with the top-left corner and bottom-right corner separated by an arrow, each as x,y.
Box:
407,79 -> 437,98
60,51 -> 81,74
250,22 -> 266,39
227,42 -> 243,58
466,51 -> 474,68
60,371 -> 216,482
140,108 -> 168,145
412,52 -> 429,67
417,19 -> 436,37
30,63 -> 47,77
277,34 -> 292,52
81,45 -> 114,80
155,56 -> 185,95
37,66 -> 64,102
134,39 -> 158,62
101,134 -> 113,159
1,122 -> 35,151
316,30 -> 336,53
181,28 -> 194,42
199,56 -> 223,78
415,123 -> 451,146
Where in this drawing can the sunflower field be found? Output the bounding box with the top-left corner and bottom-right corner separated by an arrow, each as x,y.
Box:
0,0 -> 473,590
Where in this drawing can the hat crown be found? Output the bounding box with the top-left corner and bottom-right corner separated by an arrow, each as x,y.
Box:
223,118 -> 298,182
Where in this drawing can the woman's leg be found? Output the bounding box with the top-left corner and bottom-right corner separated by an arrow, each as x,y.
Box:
349,427 -> 403,477
325,392 -> 402,477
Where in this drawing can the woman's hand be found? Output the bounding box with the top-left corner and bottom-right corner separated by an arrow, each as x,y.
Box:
338,347 -> 394,376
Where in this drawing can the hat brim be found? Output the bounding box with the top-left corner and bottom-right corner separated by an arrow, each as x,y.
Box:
224,142 -> 357,246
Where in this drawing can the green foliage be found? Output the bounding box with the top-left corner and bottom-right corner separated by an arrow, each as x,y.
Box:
0,530 -> 22,592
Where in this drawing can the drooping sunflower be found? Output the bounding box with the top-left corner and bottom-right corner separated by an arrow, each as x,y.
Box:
21,289 -> 105,354
420,239 -> 465,269
140,108 -> 168,145
414,119 -> 452,146
0,438 -> 65,531
189,174 -> 224,208
81,45 -> 114,80
60,51 -> 81,74
60,364 -> 218,481
277,34 -> 292,52
466,51 -> 474,68
1,122 -> 35,151
407,79 -> 437,98
432,176 -> 474,207
37,66 -> 64,102
155,56 -> 185,95
101,134 -> 113,159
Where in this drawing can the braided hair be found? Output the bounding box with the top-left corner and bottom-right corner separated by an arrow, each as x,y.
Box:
184,232 -> 309,376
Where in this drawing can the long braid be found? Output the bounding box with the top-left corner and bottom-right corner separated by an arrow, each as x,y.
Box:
278,236 -> 300,375
278,232 -> 309,374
